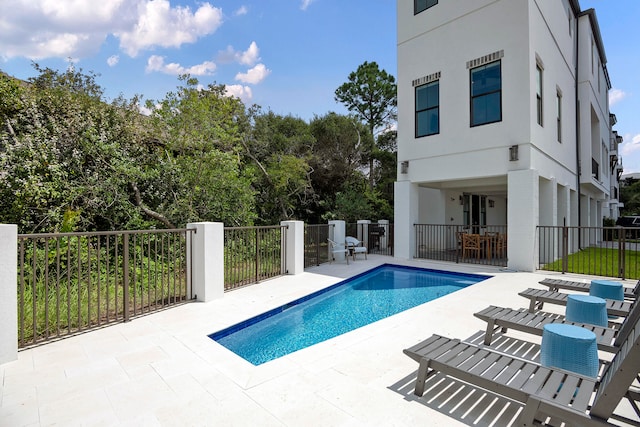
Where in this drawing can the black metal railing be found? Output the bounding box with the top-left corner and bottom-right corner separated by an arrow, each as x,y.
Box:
304,224 -> 333,268
414,224 -> 508,267
538,226 -> 640,279
17,228 -> 193,348
224,225 -> 288,291
346,223 -> 394,256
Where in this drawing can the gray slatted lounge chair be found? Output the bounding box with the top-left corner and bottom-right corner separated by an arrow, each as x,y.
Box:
539,278 -> 640,301
475,297 -> 640,353
403,314 -> 640,426
519,288 -> 632,317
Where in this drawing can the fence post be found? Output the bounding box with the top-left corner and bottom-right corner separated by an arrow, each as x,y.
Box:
328,220 -> 346,262
356,220 -> 370,245
281,221 -> 304,275
187,222 -> 224,302
0,224 -> 17,365
123,233 -> 130,322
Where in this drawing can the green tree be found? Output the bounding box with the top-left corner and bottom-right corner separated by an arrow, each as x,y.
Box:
0,65 -> 150,232
334,61 -> 397,189
308,113 -> 372,220
145,76 -> 256,226
243,110 -> 314,224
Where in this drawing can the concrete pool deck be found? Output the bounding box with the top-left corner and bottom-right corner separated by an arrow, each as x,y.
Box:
1,256 -> 638,426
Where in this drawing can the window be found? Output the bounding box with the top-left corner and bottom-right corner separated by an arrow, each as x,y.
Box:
556,90 -> 562,142
536,64 -> 543,126
470,61 -> 501,127
414,0 -> 437,14
415,80 -> 439,137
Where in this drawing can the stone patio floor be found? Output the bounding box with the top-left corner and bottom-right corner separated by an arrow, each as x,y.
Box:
1,255 -> 638,426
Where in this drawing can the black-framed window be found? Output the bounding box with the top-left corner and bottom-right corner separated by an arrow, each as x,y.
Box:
414,0 -> 438,15
536,64 -> 543,126
557,91 -> 562,142
415,80 -> 439,137
470,60 -> 502,127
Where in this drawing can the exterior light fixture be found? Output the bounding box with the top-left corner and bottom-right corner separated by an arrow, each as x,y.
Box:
509,145 -> 519,161
401,161 -> 409,174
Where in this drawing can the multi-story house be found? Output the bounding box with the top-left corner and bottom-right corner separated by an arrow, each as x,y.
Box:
394,0 -> 623,271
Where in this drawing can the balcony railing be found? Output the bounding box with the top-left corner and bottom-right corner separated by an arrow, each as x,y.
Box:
414,224 -> 507,266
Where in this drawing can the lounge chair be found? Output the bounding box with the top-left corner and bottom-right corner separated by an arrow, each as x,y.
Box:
403,313 -> 640,426
345,236 -> 367,260
519,288 -> 632,317
327,238 -> 349,264
539,278 -> 640,301
474,297 -> 640,353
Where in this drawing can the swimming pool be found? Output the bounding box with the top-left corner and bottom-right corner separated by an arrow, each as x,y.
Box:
210,264 -> 489,365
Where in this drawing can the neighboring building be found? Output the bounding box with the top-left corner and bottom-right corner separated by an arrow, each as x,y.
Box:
394,0 -> 623,271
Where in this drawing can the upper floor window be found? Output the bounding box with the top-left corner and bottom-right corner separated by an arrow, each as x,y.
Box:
556,90 -> 562,142
416,81 -> 440,137
415,0 -> 437,14
536,64 -> 543,126
470,61 -> 502,127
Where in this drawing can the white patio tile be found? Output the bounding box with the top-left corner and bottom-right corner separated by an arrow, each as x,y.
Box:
2,257 -> 638,426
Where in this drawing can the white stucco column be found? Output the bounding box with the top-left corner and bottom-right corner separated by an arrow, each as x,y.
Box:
187,222 -> 224,302
0,224 -> 17,365
281,220 -> 304,275
394,180 -> 420,259
378,219 -> 389,250
328,220 -> 346,262
356,220 -> 371,247
507,170 -> 539,272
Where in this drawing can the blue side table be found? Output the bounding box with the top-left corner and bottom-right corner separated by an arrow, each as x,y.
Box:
590,279 -> 624,301
541,323 -> 599,378
566,294 -> 607,327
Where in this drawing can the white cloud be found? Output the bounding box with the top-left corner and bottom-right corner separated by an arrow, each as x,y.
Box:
300,0 -> 316,11
235,63 -> 271,84
117,1 -> 223,57
146,55 -> 216,76
225,84 -> 253,103
0,0 -> 223,59
107,55 -> 119,67
217,41 -> 260,66
620,133 -> 640,156
609,88 -> 627,106
234,6 -> 248,16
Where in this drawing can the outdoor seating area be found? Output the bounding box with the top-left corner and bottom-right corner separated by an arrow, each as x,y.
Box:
404,274 -> 640,426
328,236 -> 368,263
458,230 -> 507,261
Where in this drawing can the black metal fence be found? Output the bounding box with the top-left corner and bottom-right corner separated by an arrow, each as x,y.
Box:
538,226 -> 640,279
223,225 -> 288,291
17,228 -> 193,348
346,223 -> 394,256
304,224 -> 333,268
414,224 -> 508,267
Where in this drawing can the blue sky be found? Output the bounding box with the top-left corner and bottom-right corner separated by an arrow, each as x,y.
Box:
0,0 -> 638,173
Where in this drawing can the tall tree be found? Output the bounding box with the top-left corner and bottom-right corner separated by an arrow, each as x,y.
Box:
243,110 -> 314,224
334,61 -> 397,188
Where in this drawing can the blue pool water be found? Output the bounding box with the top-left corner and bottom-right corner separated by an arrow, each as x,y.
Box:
210,264 -> 489,365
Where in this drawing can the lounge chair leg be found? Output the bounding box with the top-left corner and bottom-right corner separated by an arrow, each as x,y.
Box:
517,396 -> 543,427
483,320 -> 495,345
414,358 -> 432,396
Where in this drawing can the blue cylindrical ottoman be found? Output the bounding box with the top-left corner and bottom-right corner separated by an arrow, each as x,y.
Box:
541,323 -> 598,378
566,294 -> 607,327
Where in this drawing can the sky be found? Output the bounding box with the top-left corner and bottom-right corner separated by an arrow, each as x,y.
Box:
0,0 -> 638,172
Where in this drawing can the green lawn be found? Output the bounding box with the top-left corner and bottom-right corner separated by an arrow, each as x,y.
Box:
540,246 -> 640,280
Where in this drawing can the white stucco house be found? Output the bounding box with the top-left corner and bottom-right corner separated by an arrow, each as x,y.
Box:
394,0 -> 623,271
